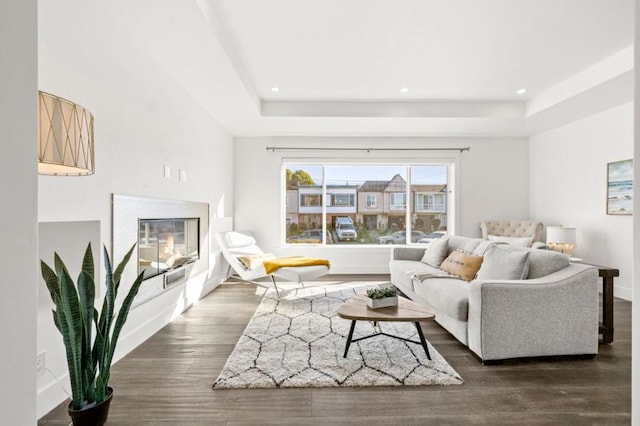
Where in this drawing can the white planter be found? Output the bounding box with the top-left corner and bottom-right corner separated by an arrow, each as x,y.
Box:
366,296 -> 398,309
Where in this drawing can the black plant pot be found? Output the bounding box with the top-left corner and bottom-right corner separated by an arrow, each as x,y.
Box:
68,387 -> 113,426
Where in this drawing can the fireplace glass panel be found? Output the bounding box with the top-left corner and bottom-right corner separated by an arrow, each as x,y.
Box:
138,218 -> 199,280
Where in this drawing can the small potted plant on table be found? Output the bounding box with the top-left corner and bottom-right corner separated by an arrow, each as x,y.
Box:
40,243 -> 144,426
365,286 -> 399,309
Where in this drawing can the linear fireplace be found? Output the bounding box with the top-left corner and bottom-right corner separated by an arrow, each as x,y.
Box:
112,194 -> 209,307
138,217 -> 200,280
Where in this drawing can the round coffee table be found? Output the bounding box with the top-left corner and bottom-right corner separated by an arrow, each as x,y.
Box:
337,293 -> 435,359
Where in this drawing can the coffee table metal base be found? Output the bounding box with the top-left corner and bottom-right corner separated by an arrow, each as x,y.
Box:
343,320 -> 431,360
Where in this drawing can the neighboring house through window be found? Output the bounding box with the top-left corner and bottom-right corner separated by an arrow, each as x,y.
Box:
284,163 -> 450,245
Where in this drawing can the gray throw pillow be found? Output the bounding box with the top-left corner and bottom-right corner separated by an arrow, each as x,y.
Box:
525,249 -> 570,279
420,237 -> 449,268
475,245 -> 530,280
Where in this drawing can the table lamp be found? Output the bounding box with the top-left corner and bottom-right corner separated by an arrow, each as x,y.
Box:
546,225 -> 576,256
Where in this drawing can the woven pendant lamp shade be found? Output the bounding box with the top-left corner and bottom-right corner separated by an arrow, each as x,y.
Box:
38,91 -> 94,176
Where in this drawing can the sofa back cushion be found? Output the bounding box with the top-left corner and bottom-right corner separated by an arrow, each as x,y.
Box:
471,239 -> 497,256
440,250 -> 483,281
447,236 -> 481,254
445,236 -> 494,256
487,235 -> 533,247
475,245 -> 530,280
420,237 -> 449,268
500,245 -> 570,279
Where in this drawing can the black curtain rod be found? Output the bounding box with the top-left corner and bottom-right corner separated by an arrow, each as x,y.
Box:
266,146 -> 471,153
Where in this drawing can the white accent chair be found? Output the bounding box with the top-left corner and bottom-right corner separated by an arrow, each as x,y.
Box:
216,231 -> 330,297
479,220 -> 546,249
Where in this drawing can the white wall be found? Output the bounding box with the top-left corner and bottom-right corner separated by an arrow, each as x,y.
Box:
36,1 -> 234,418
234,137 -> 529,273
0,1 -> 38,424
529,102 -> 633,300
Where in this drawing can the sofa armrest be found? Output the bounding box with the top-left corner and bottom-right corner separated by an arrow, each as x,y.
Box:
390,246 -> 426,261
467,264 -> 599,361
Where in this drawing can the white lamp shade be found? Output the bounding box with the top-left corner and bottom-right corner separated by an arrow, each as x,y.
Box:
546,226 -> 576,245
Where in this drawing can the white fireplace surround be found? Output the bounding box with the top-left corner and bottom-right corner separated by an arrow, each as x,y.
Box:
112,194 -> 210,307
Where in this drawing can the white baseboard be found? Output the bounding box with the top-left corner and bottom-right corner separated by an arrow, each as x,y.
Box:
328,266 -> 390,274
37,370 -> 71,419
614,284 -> 632,301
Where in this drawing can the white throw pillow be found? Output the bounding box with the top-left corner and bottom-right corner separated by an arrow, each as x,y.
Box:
475,245 -> 530,280
487,235 -> 533,247
420,237 -> 449,268
237,253 -> 276,270
224,231 -> 256,248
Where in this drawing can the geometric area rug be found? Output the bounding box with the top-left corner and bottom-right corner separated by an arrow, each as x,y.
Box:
212,281 -> 463,389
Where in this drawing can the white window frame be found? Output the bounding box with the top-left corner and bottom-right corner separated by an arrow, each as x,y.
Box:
366,194 -> 377,208
281,157 -> 458,246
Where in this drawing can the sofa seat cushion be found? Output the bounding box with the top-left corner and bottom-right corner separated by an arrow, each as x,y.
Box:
413,276 -> 470,321
389,260 -> 440,294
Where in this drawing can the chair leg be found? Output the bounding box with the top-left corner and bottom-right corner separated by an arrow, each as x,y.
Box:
270,275 -> 281,298
225,264 -> 232,281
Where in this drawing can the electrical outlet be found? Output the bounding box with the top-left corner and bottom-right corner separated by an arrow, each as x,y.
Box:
164,164 -> 171,178
36,352 -> 46,376
179,170 -> 187,182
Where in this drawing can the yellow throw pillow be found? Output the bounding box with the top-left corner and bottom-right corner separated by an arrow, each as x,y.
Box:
440,250 -> 483,281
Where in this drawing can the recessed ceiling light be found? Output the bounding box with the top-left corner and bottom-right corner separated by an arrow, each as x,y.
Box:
400,87 -> 409,93
517,88 -> 527,95
271,86 -> 280,93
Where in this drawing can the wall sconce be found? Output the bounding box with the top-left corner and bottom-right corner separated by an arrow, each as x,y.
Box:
38,91 -> 94,176
546,225 -> 576,255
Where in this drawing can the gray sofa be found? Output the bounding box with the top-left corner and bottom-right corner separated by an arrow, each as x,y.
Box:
389,235 -> 599,362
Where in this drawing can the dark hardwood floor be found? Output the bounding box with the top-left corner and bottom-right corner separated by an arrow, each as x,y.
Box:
39,275 -> 631,425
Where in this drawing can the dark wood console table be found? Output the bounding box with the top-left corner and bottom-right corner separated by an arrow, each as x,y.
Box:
578,262 -> 619,344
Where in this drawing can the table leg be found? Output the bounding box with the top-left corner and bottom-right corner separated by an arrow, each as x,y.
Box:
414,321 -> 431,360
343,320 -> 356,358
601,276 -> 614,344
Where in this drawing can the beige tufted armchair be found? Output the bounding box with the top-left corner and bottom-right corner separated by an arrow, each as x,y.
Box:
479,220 -> 546,249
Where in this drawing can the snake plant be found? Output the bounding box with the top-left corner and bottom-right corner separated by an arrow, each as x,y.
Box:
41,243 -> 144,410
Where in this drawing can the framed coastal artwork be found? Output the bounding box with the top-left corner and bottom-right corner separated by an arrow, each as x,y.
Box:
607,159 -> 633,215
